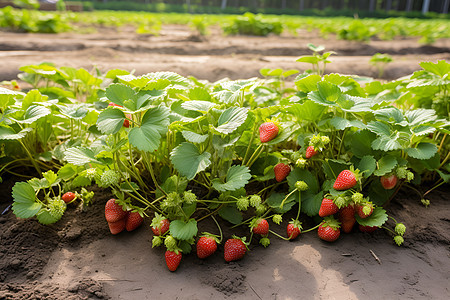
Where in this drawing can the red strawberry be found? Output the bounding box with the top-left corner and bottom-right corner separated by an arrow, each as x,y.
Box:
123,119 -> 130,128
356,203 -> 373,219
380,174 -> 398,190
339,205 -> 356,233
287,220 -> 302,240
274,163 -> 291,182
165,250 -> 182,272
61,192 -> 76,204
108,102 -> 122,107
333,169 -> 358,191
151,213 -> 170,236
305,146 -> 317,159
318,198 -> 339,217
224,238 -> 247,262
259,121 -> 279,143
125,211 -> 144,231
196,236 -> 218,259
105,199 -> 128,223
251,218 -> 269,235
108,218 -> 126,235
318,217 -> 340,242
359,225 -> 378,233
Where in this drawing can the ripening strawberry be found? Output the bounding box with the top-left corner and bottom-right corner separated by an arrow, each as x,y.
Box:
165,250 -> 182,272
318,198 -> 339,217
287,220 -> 302,240
333,170 -> 358,191
125,211 -> 144,232
339,205 -> 356,233
380,174 -> 398,190
108,218 -> 126,235
105,199 -> 128,223
259,122 -> 279,143
318,218 -> 341,242
274,163 -> 291,182
305,146 -> 317,159
359,225 -> 378,233
61,192 -> 76,204
252,218 -> 269,235
151,214 -> 170,236
196,236 -> 218,259
356,203 -> 373,219
224,238 -> 247,262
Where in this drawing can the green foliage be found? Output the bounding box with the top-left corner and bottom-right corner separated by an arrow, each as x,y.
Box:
222,12 -> 283,36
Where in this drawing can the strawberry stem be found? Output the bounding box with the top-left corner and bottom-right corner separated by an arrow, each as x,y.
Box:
211,215 -> 223,243
301,223 -> 322,234
280,188 -> 298,209
268,229 -> 290,241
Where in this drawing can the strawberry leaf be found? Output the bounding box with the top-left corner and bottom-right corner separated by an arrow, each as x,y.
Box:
170,142 -> 211,180
128,106 -> 170,152
358,155 -> 377,178
0,126 -> 32,140
405,143 -> 437,160
214,107 -> 248,135
265,192 -> 296,213
212,165 -> 251,192
181,131 -> 208,144
218,205 -> 243,225
302,192 -> 324,217
355,207 -> 388,227
12,182 -> 42,219
105,83 -> 136,108
36,209 -> 60,225
64,147 -> 104,166
373,155 -> 397,176
169,219 -> 198,241
286,100 -> 326,122
96,108 -> 126,134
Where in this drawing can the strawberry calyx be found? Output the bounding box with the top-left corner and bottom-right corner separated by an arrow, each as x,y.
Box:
199,232 -> 220,244
289,219 -> 303,231
231,235 -> 249,250
321,216 -> 341,231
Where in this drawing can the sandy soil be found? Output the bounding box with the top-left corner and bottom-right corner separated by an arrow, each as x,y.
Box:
0,25 -> 449,300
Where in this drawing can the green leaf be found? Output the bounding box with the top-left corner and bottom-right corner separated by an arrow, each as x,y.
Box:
358,155 -> 377,178
218,205 -> 243,225
405,143 -> 437,160
181,100 -> 215,113
169,219 -> 198,241
405,109 -> 437,126
374,107 -> 405,124
15,105 -> 50,124
96,108 -> 126,134
351,130 -> 375,158
128,106 -> 170,152
330,116 -> 365,130
212,165 -> 251,192
295,74 -> 321,92
215,107 -> 248,135
0,126 -> 32,140
72,176 -> 92,188
42,170 -> 59,186
302,192 -> 324,217
181,131 -> 208,144
57,164 -> 78,181
64,147 -> 103,166
373,156 -> 397,176
287,168 -> 319,193
22,89 -> 47,110
105,83 -> 136,108
36,209 -> 60,225
355,207 -> 388,227
419,60 -> 450,78
265,192 -> 296,213
12,182 -> 42,219
170,143 -> 211,180
436,169 -> 450,183
58,103 -> 89,120
287,100 -> 326,122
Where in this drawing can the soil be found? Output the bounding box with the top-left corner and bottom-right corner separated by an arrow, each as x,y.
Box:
0,24 -> 449,300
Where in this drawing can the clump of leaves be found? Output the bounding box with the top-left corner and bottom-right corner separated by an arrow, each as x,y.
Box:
222,12 -> 283,36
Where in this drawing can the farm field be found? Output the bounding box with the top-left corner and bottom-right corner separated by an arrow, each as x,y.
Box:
0,20 -> 449,300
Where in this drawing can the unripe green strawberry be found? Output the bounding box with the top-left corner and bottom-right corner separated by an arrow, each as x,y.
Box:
394,235 -> 404,246
152,236 -> 163,248
272,214 -> 282,225
260,237 -> 270,247
295,180 -> 308,191
395,223 -> 406,236
259,121 -> 279,143
249,195 -> 262,207
351,192 -> 364,204
236,196 -> 249,211
48,198 -> 66,219
99,170 -> 120,188
183,191 -> 197,204
164,235 -> 177,251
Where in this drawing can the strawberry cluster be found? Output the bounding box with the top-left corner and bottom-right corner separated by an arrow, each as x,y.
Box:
105,199 -> 144,234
